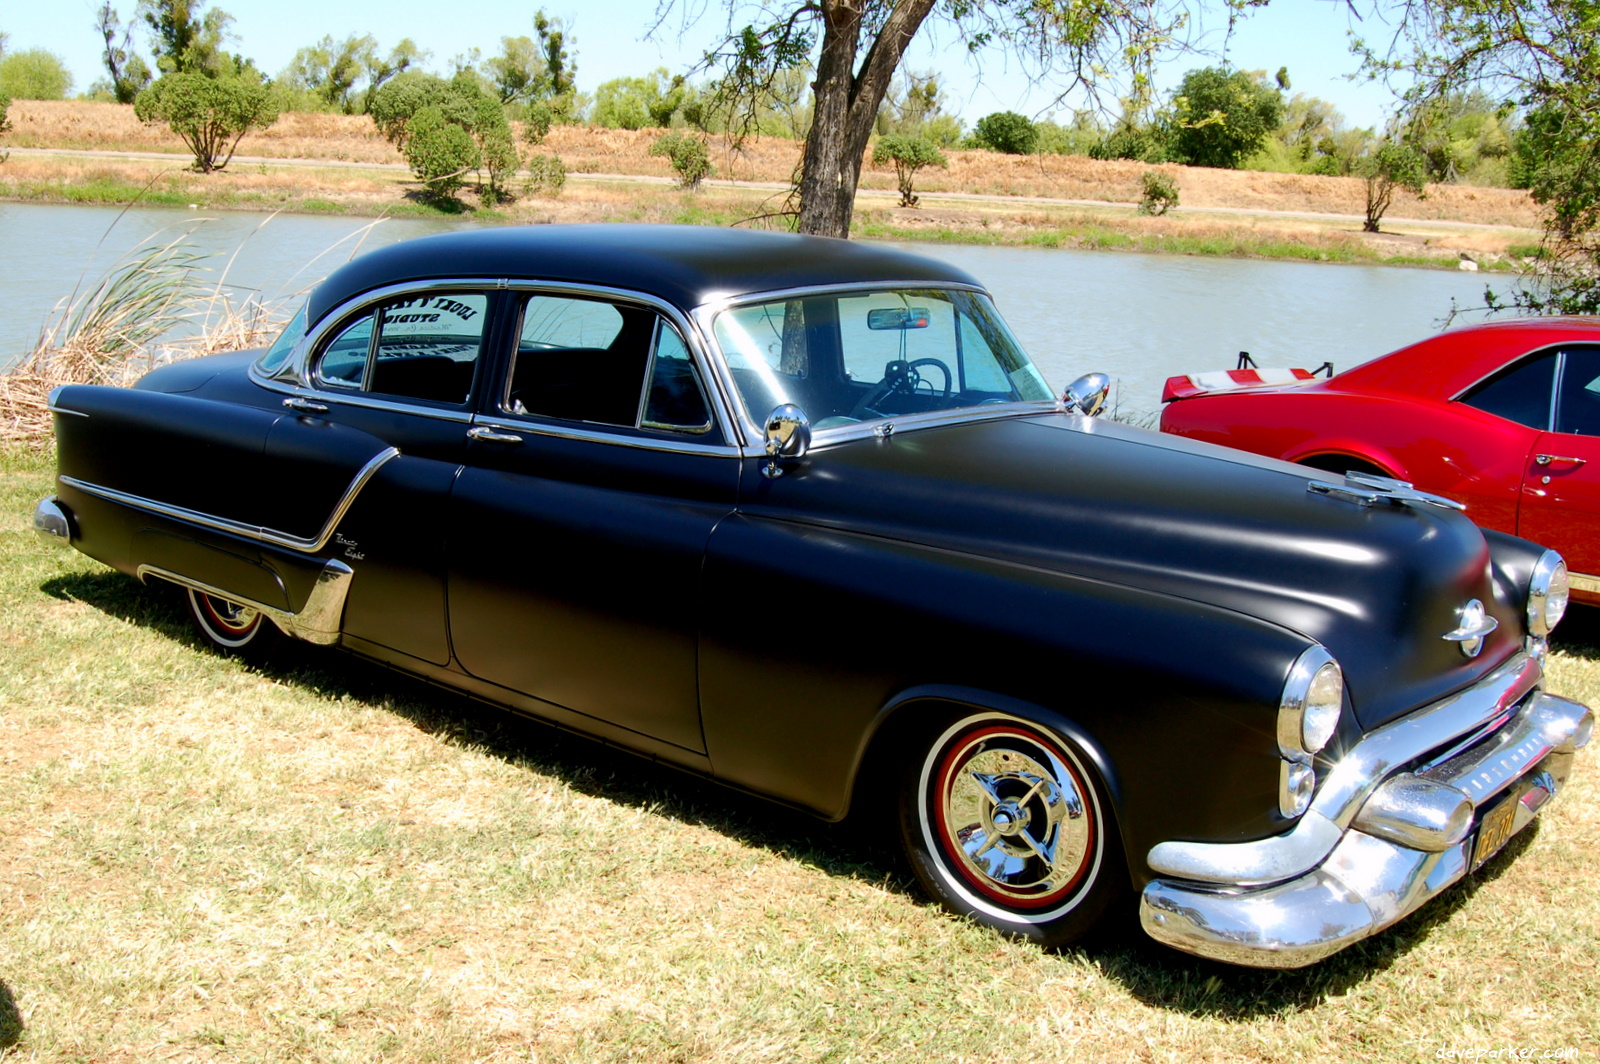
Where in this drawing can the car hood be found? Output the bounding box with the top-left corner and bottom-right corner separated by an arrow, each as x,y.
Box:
747,411 -> 1522,732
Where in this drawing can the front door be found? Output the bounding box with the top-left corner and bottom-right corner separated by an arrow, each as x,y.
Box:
1519,346 -> 1600,581
447,290 -> 740,754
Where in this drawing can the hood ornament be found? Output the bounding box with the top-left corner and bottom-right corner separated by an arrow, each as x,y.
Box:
1307,471 -> 1467,512
1443,599 -> 1498,658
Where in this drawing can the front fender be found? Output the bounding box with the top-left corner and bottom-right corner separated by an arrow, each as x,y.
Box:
698,513 -> 1314,880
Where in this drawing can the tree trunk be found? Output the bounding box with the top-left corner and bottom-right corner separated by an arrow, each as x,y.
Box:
796,0 -> 938,237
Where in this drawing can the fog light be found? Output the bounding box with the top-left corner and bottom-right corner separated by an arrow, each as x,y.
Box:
1280,758 -> 1315,818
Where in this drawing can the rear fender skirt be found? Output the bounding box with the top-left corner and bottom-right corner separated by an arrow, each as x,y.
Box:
138,559 -> 354,645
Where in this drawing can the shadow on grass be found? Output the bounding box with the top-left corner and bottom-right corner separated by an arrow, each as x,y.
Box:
0,978 -> 22,1049
41,569 -> 1543,1017
1550,606 -> 1600,660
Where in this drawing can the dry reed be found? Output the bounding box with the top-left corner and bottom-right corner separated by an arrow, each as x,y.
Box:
1,227 -> 290,445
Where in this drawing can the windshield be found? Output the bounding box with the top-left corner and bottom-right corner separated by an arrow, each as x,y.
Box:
711,288 -> 1052,431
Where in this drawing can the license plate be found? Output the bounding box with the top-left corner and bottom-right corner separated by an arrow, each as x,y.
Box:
1472,794 -> 1518,870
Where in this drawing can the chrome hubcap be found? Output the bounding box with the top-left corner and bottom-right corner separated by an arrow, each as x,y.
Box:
937,733 -> 1092,905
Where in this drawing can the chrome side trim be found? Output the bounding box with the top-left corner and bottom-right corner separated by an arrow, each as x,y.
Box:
471,417 -> 744,458
33,497 -> 72,542
60,446 -> 399,554
47,404 -> 90,418
1147,652 -> 1541,885
138,560 -> 353,645
1569,570 -> 1600,595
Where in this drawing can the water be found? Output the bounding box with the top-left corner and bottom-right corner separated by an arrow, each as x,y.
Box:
0,202 -> 1499,412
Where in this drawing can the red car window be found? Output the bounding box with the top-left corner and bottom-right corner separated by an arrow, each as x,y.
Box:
1460,352 -> 1556,430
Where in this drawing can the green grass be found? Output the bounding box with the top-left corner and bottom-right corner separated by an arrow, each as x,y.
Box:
3,443 -> 1599,1061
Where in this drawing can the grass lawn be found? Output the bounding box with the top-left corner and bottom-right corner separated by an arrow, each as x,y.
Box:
2,444 -> 1598,1062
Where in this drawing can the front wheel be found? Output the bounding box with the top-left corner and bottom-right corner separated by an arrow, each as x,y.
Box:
184,588 -> 280,656
900,712 -> 1125,947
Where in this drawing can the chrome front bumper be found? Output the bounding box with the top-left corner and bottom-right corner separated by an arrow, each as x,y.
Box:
1140,654 -> 1593,968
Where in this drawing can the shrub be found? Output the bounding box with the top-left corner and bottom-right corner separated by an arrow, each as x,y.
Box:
523,99 -> 553,145
133,72 -> 278,173
649,132 -> 714,189
0,93 -> 10,165
475,95 -> 520,203
973,111 -> 1037,155
405,105 -> 481,200
1138,170 -> 1179,215
1358,142 -> 1427,233
1090,123 -> 1172,163
368,71 -> 455,148
872,134 -> 948,207
524,153 -> 566,197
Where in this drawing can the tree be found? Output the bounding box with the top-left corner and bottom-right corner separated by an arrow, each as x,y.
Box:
973,111 -> 1037,154
0,50 -> 75,100
1169,66 -> 1284,169
1357,140 -> 1427,232
369,72 -> 457,147
362,39 -> 424,103
140,0 -> 238,77
1358,0 -> 1600,312
677,0 -> 1196,237
282,35 -> 374,113
872,133 -> 946,206
876,70 -> 962,147
133,70 -> 277,171
96,3 -> 152,103
592,69 -> 695,129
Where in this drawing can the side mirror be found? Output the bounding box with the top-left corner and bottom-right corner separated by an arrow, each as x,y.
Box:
1060,372 -> 1111,418
762,404 -> 811,479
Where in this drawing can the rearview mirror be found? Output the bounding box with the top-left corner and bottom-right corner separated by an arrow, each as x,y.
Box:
762,404 -> 811,478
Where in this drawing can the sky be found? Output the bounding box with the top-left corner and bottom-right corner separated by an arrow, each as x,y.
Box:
1,0 -> 1409,130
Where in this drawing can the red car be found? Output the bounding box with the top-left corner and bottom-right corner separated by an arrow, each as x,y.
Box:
1159,317 -> 1600,604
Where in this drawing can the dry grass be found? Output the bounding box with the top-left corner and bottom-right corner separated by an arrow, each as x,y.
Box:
2,444 -> 1599,1062
6,99 -> 1543,230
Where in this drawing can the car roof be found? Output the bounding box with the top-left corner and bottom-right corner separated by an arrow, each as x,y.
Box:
1332,316 -> 1600,400
306,224 -> 984,327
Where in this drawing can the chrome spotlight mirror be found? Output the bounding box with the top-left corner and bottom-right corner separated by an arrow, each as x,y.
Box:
762,403 -> 811,478
1061,373 -> 1111,417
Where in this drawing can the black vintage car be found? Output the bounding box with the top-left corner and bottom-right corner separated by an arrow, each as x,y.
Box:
35,225 -> 1593,967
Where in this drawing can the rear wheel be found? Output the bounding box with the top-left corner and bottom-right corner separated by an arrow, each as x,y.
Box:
900,712 -> 1124,947
184,588 -> 279,655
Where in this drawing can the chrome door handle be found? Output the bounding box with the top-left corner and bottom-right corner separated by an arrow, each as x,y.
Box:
1535,454 -> 1587,467
283,397 -> 329,414
468,426 -> 524,444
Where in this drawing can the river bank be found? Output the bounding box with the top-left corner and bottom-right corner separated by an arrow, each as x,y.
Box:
0,100 -> 1543,272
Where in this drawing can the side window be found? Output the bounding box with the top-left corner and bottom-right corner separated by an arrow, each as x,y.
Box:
643,324 -> 714,434
1555,348 -> 1600,436
507,295 -> 713,438
1460,352 -> 1556,430
317,314 -> 373,388
314,291 -> 489,405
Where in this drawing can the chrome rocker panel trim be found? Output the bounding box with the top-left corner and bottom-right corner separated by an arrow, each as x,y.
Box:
59,446 -> 400,555
137,560 -> 354,645
1140,685 -> 1592,968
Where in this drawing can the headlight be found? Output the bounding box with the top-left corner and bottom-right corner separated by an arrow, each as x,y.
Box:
1278,646 -> 1343,758
1276,646 -> 1344,817
1528,549 -> 1569,637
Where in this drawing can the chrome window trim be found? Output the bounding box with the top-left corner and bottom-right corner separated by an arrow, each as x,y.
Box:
249,277 -> 746,449
470,416 -> 744,458
689,280 -> 1045,450
1446,341 -> 1600,432
60,446 -> 399,554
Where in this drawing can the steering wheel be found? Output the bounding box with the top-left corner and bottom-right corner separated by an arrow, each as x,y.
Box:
850,358 -> 954,419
